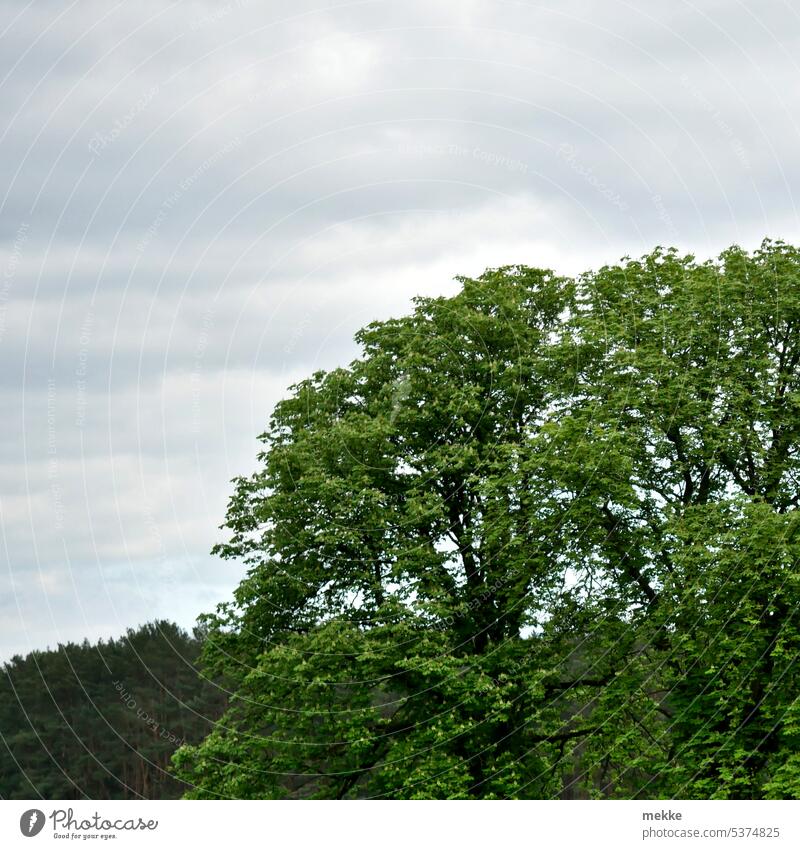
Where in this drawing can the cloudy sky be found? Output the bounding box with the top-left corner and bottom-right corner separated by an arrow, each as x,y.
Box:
1,0 -> 798,659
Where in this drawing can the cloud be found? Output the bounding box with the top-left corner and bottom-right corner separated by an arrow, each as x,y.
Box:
1,0 -> 799,657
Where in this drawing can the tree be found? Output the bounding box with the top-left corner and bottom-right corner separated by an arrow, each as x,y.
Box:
0,621 -> 226,799
173,241 -> 800,799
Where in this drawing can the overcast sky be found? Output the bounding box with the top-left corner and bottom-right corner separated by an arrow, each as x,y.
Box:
1,0 -> 798,659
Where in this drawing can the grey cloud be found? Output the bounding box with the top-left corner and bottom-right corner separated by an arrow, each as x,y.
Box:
2,0 -> 800,658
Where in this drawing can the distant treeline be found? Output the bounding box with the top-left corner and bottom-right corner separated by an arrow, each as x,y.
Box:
0,621 -> 226,799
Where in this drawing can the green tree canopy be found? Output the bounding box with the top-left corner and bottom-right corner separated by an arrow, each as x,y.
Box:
174,240 -> 800,799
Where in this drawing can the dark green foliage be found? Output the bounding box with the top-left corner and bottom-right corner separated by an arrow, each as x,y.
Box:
0,621 -> 226,799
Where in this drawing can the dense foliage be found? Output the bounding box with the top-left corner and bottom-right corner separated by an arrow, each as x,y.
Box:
0,621 -> 225,799
167,239 -> 800,798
